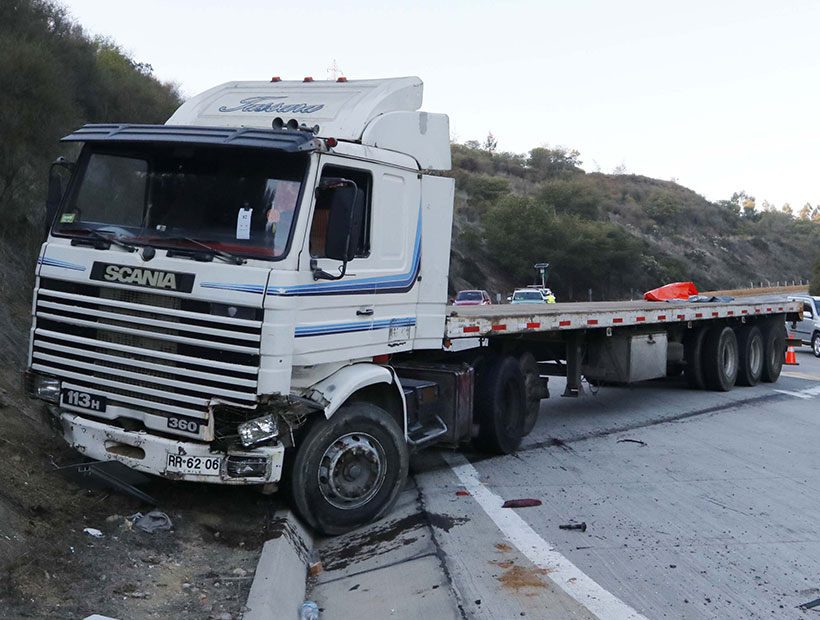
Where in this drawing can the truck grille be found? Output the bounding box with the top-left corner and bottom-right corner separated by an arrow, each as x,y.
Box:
31,278 -> 262,425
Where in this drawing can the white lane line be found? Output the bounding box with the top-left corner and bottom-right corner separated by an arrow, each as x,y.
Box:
774,385 -> 820,399
444,452 -> 649,620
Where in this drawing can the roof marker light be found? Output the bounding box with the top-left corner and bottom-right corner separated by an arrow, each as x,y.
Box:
337,77 -> 348,82
270,76 -> 281,82
303,76 -> 313,82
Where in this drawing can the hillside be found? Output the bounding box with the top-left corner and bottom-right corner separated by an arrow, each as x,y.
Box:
445,144 -> 820,301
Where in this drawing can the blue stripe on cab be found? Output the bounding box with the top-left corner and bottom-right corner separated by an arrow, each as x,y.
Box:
38,257 -> 87,272
295,318 -> 416,338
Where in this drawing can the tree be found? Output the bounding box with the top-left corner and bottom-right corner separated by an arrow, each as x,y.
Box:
527,146 -> 582,179
782,203 -> 793,216
483,132 -> 498,155
799,203 -> 813,220
811,255 -> 820,296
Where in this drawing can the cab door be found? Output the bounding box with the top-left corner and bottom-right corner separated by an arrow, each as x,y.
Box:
291,155 -> 419,365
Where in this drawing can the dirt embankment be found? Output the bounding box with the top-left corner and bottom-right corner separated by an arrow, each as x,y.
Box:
0,384 -> 286,619
0,248 -> 282,619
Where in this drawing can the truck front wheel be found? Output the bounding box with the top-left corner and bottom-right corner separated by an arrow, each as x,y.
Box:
289,403 -> 409,535
475,356 -> 527,454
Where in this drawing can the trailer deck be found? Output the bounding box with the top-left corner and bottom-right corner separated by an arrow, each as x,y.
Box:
445,298 -> 802,338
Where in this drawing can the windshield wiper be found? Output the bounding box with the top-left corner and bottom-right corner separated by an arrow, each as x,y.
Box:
67,228 -> 137,253
163,237 -> 245,265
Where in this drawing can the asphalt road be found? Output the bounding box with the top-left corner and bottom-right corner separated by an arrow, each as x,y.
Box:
311,347 -> 820,619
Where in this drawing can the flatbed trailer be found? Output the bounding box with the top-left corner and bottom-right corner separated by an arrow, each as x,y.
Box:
446,299 -> 801,337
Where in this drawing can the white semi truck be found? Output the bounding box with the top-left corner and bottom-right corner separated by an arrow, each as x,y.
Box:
24,77 -> 801,534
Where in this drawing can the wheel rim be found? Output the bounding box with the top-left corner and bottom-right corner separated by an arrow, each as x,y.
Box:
318,432 -> 387,510
814,336 -> 820,356
722,337 -> 738,378
749,336 -> 763,376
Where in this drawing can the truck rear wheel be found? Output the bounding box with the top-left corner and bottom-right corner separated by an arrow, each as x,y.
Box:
703,326 -> 738,391
812,332 -> 820,358
475,356 -> 527,454
684,327 -> 707,389
736,325 -> 763,386
761,321 -> 785,383
518,352 -> 543,436
289,403 -> 409,535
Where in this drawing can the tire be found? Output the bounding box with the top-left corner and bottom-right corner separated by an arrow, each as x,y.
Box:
812,332 -> 820,358
475,356 -> 527,454
736,325 -> 764,386
684,328 -> 707,390
702,326 -> 738,391
518,352 -> 544,436
761,321 -> 786,383
289,402 -> 409,536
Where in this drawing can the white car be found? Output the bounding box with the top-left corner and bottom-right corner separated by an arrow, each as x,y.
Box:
787,295 -> 820,357
510,289 -> 547,304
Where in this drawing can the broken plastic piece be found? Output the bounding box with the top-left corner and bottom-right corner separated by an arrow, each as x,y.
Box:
501,499 -> 542,508
559,522 -> 587,531
456,491 -> 470,496
83,527 -> 104,538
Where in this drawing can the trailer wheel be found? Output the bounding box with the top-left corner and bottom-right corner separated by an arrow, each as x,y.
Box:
475,356 -> 527,454
760,321 -> 786,383
736,325 -> 763,386
684,327 -> 707,389
702,326 -> 738,391
518,352 -> 544,436
289,402 -> 408,535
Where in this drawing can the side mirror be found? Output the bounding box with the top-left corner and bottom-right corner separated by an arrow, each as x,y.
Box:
805,310 -> 814,320
311,178 -> 362,281
45,157 -> 75,236
506,296 -> 512,302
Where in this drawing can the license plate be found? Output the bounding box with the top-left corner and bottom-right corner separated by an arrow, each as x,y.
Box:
166,453 -> 221,476
62,388 -> 107,413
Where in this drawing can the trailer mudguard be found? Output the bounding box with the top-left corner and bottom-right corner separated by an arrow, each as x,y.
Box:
305,363 -> 406,424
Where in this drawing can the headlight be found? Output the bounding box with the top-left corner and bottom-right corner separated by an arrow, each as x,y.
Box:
237,414 -> 279,447
23,370 -> 61,403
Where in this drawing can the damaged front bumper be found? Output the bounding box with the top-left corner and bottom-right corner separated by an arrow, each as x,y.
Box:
57,411 -> 284,485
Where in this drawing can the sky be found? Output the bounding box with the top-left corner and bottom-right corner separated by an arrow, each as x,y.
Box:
59,0 -> 820,209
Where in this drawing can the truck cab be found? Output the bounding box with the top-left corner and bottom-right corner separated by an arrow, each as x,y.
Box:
25,77 -> 456,534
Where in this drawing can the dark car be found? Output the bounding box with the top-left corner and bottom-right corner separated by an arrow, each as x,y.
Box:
453,289 -> 492,305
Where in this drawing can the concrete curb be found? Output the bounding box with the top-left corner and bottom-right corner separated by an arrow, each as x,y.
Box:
243,510 -> 315,620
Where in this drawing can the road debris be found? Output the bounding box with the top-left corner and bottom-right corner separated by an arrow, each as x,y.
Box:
797,597 -> 820,610
131,510 -> 173,533
617,438 -> 648,446
501,499 -> 542,508
309,549 -> 323,576
559,522 -> 587,531
83,527 -> 104,538
55,460 -> 156,504
456,491 -> 470,496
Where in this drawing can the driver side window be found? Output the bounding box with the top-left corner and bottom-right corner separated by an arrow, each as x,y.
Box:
310,165 -> 371,258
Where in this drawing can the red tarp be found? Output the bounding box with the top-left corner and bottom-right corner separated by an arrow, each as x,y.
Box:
643,281 -> 698,301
